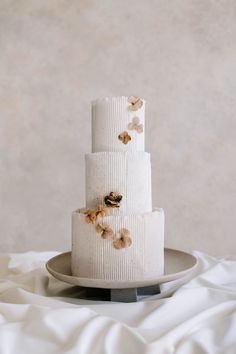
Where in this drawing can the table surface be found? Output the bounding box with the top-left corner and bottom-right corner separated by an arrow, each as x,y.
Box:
0,250 -> 236,354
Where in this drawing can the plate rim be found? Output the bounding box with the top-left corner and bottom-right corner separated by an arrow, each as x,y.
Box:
46,248 -> 198,289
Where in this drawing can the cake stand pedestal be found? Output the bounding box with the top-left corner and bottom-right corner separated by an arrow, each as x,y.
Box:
85,284 -> 160,302
46,248 -> 198,302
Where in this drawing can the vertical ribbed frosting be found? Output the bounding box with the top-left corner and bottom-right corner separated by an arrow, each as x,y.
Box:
85,151 -> 152,214
92,96 -> 145,152
72,209 -> 164,280
71,95 -> 165,281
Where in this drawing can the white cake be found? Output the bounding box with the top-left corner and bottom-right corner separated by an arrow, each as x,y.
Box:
72,96 -> 164,281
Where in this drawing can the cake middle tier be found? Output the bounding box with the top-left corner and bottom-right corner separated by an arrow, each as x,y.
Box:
85,151 -> 152,215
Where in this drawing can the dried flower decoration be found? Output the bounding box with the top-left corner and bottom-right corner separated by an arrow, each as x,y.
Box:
113,228 -> 132,249
83,209 -> 98,224
104,192 -> 123,208
96,204 -> 109,218
83,204 -> 109,224
128,96 -> 143,111
128,117 -> 143,134
118,131 -> 131,145
96,223 -> 114,239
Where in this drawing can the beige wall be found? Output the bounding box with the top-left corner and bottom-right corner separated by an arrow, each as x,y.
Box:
1,0 -> 236,255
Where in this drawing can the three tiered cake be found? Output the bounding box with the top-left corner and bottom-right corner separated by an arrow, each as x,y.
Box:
72,96 -> 164,281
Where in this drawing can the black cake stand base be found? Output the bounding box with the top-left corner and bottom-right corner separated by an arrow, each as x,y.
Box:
85,284 -> 160,302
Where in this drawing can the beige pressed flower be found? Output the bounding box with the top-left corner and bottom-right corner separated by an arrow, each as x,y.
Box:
118,131 -> 131,145
84,209 -> 97,224
104,192 -> 123,208
128,117 -> 143,134
96,204 -> 109,218
96,223 -> 114,239
83,204 -> 109,225
113,228 -> 132,249
128,96 -> 143,111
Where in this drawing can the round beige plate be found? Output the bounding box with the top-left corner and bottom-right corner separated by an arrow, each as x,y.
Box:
46,248 -> 198,289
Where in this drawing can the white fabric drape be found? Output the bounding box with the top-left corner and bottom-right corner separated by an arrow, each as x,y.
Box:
0,251 -> 236,354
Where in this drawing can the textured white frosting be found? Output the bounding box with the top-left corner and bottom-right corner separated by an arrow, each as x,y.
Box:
92,96 -> 145,152
72,95 -> 165,281
85,151 -> 152,215
72,209 -> 164,281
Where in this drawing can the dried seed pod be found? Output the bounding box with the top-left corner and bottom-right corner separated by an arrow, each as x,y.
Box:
104,192 -> 123,208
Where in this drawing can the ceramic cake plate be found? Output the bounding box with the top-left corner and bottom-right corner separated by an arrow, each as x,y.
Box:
46,248 -> 198,302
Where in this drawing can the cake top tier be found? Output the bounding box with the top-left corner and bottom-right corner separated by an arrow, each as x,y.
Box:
91,96 -> 145,153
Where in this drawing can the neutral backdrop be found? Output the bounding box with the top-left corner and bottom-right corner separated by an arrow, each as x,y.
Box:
1,0 -> 236,255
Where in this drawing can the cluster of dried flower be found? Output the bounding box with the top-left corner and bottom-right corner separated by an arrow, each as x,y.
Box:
118,96 -> 144,145
81,203 -> 132,249
96,223 -> 132,249
83,204 -> 109,224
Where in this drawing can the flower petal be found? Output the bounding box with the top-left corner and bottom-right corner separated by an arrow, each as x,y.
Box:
120,228 -> 130,237
96,204 -> 109,217
113,238 -> 123,249
96,223 -> 105,233
124,236 -> 132,248
127,122 -> 134,130
136,124 -> 143,133
133,99 -> 143,111
102,227 -> 114,239
128,96 -> 138,104
132,117 -> 140,125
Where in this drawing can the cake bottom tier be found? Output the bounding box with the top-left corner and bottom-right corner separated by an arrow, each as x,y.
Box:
72,208 -> 164,281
